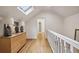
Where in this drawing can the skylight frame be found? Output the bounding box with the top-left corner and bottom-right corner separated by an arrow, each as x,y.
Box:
17,6 -> 34,15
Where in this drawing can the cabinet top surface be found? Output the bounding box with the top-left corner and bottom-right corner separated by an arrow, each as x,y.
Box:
1,32 -> 26,39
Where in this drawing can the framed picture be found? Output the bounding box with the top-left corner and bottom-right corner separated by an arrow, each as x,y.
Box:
74,29 -> 79,42
14,21 -> 19,26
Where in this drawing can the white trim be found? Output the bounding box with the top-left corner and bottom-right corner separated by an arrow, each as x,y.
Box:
48,30 -> 79,49
47,29 -> 79,53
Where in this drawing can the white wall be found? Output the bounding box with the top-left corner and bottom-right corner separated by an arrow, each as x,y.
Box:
0,21 -> 3,36
0,17 -> 11,36
0,17 -> 16,36
0,16 -> 26,36
25,17 -> 37,39
64,13 -> 79,40
25,12 -> 64,39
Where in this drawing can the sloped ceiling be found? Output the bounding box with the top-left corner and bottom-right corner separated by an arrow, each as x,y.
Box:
0,6 -> 41,21
51,6 -> 79,17
0,6 -> 79,21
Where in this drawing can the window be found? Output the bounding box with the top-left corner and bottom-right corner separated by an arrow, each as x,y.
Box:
17,6 -> 34,15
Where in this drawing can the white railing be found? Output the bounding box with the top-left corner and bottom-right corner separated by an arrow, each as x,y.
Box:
47,30 -> 79,53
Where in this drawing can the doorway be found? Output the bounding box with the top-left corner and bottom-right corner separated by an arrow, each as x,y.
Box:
37,18 -> 45,32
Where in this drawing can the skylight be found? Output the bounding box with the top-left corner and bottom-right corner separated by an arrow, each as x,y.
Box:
17,6 -> 34,15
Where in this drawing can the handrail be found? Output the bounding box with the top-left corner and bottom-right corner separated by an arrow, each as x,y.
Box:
47,29 -> 79,50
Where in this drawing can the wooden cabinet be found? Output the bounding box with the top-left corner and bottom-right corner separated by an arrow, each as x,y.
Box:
0,32 -> 26,53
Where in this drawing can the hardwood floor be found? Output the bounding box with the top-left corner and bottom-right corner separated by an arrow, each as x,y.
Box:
19,32 -> 53,53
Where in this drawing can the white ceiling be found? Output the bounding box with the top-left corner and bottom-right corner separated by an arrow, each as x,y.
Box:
51,6 -> 79,17
0,6 -> 79,21
0,6 -> 41,21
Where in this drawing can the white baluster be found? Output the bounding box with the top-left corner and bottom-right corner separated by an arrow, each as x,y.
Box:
57,37 -> 60,53
70,45 -> 74,53
60,39 -> 62,53
64,41 -> 67,53
47,30 -> 79,53
59,38 -> 62,53
61,40 -> 64,53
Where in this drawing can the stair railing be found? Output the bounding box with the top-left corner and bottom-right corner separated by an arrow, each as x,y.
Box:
47,30 -> 79,53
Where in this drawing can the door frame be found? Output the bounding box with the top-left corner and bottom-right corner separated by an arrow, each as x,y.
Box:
37,18 -> 45,32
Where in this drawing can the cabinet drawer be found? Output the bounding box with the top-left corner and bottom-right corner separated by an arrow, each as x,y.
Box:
11,33 -> 26,53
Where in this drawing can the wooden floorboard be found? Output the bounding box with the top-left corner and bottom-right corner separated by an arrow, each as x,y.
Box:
26,39 -> 53,53
19,33 -> 53,53
19,39 -> 53,53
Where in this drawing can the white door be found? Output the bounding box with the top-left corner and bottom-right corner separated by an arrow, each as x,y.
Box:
37,18 -> 45,32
